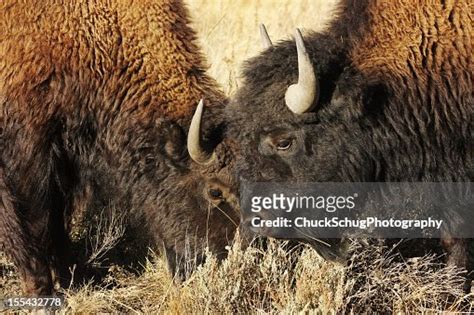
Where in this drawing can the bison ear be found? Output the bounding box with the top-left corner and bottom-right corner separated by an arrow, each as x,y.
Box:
164,122 -> 187,160
285,29 -> 319,115
330,70 -> 389,119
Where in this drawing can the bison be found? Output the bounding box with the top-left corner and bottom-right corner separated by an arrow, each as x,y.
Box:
0,0 -> 238,295
188,0 -> 473,284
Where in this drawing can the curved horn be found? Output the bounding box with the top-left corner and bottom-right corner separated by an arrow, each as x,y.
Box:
284,29 -> 319,114
187,99 -> 216,165
259,24 -> 273,49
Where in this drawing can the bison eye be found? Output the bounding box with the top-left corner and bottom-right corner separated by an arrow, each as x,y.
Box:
208,188 -> 223,199
276,138 -> 292,151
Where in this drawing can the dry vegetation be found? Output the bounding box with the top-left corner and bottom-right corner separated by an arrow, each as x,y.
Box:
1,0 -> 473,313
3,237 -> 472,313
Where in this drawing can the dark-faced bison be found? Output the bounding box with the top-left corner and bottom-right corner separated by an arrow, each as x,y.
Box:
0,0 -> 238,295
190,0 -> 473,280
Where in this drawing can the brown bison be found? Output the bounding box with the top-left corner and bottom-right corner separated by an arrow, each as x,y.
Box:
189,0 -> 473,287
0,0 -> 238,295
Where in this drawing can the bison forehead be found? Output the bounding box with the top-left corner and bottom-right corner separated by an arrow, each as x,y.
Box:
225,78 -> 303,134
225,80 -> 322,142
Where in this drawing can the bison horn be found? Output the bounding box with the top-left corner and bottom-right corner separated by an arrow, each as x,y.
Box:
259,24 -> 273,49
187,99 -> 216,165
285,29 -> 319,114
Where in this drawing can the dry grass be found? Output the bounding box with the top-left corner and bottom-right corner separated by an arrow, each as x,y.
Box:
1,0 -> 473,313
59,239 -> 345,313
84,207 -> 127,266
1,237 -> 473,313
57,239 -> 473,313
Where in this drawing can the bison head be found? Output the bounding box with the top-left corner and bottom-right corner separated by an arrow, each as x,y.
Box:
188,27 -> 387,262
152,103 -> 240,277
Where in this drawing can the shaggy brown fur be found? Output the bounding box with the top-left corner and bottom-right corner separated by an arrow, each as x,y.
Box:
0,0 -> 238,295
348,0 -> 473,279
0,0 -> 226,122
351,0 -> 472,116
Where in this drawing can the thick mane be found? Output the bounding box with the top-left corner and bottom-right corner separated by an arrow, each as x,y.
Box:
0,0 -> 225,124
350,0 -> 472,105
342,0 -> 472,181
241,0 -> 471,114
